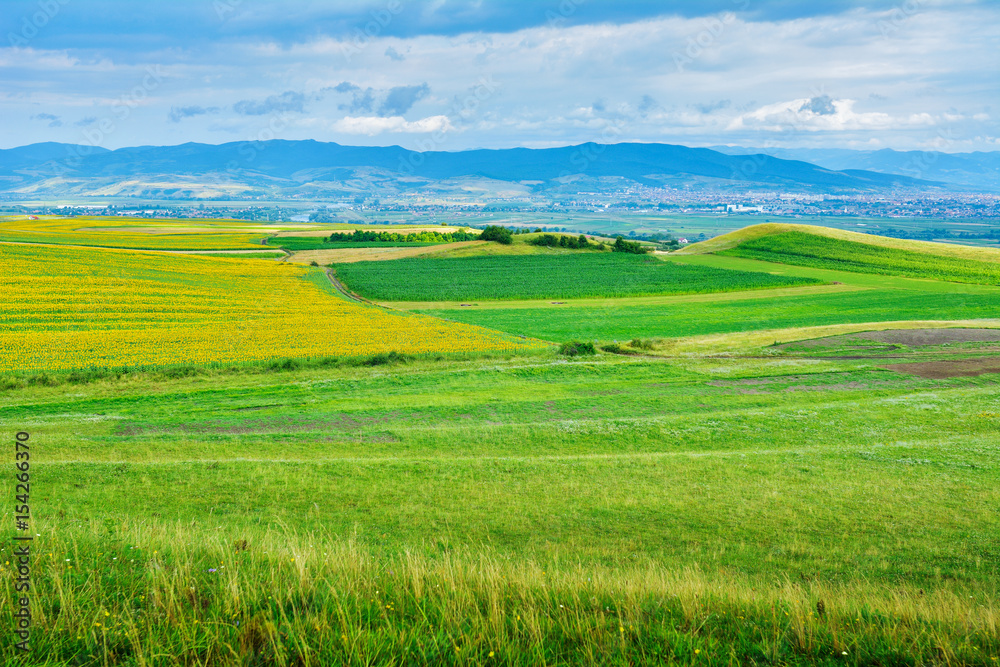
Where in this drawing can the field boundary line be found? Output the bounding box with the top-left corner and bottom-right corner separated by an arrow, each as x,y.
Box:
325,268 -> 372,305
31,445 -> 843,466
0,240 -> 267,253
380,282 -> 867,311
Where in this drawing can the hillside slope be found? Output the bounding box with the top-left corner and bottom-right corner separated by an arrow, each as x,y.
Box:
0,140 -> 943,199
679,223 -> 1000,263
680,223 -> 1000,286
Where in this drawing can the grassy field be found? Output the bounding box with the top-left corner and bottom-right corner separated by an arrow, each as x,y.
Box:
5,217 -> 1000,665
285,242 -> 487,265
419,288 -> 1000,341
335,253 -> 818,302
678,223 -> 1000,258
3,343 -> 998,664
718,230 -> 1000,284
413,238 -> 1000,342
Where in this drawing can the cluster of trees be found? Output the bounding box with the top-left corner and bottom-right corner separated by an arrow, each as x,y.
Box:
323,226 -> 656,254
478,226 -> 514,244
529,233 -> 597,250
612,236 -> 652,254
327,229 -> 481,243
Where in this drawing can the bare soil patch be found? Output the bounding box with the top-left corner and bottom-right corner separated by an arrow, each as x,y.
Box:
779,328 -> 1000,350
288,241 -> 482,264
856,328 -> 1000,346
881,357 -> 1000,379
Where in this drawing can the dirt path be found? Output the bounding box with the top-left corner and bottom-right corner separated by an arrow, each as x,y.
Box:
324,269 -> 375,305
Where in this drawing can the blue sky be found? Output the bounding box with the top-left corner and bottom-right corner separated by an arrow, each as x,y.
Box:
2,0 -> 997,151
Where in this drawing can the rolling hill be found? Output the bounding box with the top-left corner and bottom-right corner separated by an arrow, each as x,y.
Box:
680,222 -> 1000,285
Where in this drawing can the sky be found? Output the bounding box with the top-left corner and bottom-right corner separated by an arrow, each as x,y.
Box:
2,0 -> 997,152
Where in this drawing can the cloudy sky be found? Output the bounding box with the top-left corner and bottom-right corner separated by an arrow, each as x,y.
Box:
2,0 -> 997,152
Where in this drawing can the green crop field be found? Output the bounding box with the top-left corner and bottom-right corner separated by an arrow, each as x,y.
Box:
719,230 -> 1000,284
420,286 -> 1000,341
4,217 -> 999,665
334,253 -> 818,302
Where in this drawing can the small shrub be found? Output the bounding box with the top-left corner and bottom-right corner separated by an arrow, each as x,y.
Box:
159,365 -> 205,380
26,373 -> 57,387
628,338 -> 656,350
364,351 -> 411,366
267,358 -> 301,372
612,236 -> 651,254
559,341 -> 596,357
479,226 -> 513,245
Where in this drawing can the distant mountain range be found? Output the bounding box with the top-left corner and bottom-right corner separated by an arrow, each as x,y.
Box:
0,140 -> 990,201
710,146 -> 1000,192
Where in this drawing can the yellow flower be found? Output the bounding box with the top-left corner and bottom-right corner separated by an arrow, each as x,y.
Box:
1,241 -> 545,373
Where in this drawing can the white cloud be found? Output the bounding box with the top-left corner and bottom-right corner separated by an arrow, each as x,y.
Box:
728,97 -> 938,132
2,3 -> 997,151
332,114 -> 453,135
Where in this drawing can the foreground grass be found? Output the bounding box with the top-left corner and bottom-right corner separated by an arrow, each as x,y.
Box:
2,524 -> 997,666
2,347 -> 998,663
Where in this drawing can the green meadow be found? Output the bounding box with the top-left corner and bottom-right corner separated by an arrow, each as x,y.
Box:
720,231 -> 1000,284
413,257 -> 1000,341
335,253 -> 817,302
3,219 -> 999,665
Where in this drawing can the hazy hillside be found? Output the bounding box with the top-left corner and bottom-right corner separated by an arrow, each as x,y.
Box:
0,140 -> 944,200
711,146 -> 1000,191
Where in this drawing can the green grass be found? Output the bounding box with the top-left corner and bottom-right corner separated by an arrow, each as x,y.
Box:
412,251 -> 1000,342
335,253 -> 819,302
2,350 -> 999,664
719,230 -> 1000,284
420,288 -> 1000,341
8,220 -> 1000,665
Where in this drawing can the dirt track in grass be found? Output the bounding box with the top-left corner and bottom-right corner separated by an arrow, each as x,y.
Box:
780,327 -> 1000,350
287,241 -> 483,264
882,357 -> 1000,379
